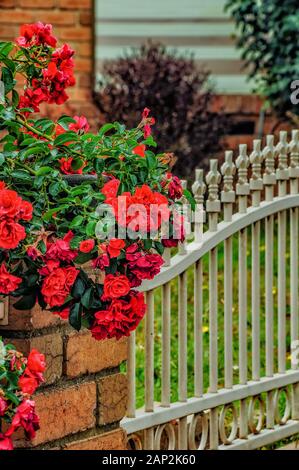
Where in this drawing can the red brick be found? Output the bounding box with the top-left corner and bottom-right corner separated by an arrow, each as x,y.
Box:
59,0 -> 91,9
75,72 -> 92,88
65,330 -> 127,378
10,333 -> 63,385
19,0 -> 56,7
68,87 -> 92,101
76,42 -> 92,58
0,24 -> 18,39
98,373 -> 127,425
58,26 -> 91,41
0,0 -> 15,7
73,57 -> 92,72
64,429 -> 127,450
32,11 -> 77,25
0,10 -> 34,23
28,382 -> 96,445
0,299 -> 62,331
80,11 -> 91,26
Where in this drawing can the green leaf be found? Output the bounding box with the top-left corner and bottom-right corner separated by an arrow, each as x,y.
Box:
54,131 -> 78,146
81,287 -> 94,309
0,42 -> 14,58
70,215 -> 84,227
74,251 -> 93,264
43,204 -> 69,221
154,241 -> 164,256
36,166 -> 53,176
71,276 -> 85,299
71,157 -> 84,171
11,170 -> 32,182
183,189 -> 195,211
69,302 -> 82,331
86,220 -> 96,237
13,294 -> 36,310
98,123 -> 116,138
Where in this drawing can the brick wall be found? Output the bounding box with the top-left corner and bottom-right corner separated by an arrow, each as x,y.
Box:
1,300 -> 128,450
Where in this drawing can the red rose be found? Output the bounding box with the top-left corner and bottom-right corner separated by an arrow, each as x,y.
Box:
0,219 -> 26,249
41,266 -> 79,307
92,253 -> 109,270
0,435 -> 13,451
52,308 -> 69,320
79,239 -> 95,253
39,260 -> 60,276
168,175 -> 183,200
133,144 -> 146,157
91,290 -> 146,340
0,397 -> 7,417
69,115 -> 90,133
0,189 -> 22,219
59,157 -> 85,175
27,349 -> 46,375
64,266 -> 79,289
18,370 -> 39,395
46,233 -> 77,262
128,253 -> 164,282
101,178 -> 120,199
107,238 -> 125,258
0,263 -> 22,295
103,273 -> 131,299
8,399 -> 40,440
18,200 -> 33,221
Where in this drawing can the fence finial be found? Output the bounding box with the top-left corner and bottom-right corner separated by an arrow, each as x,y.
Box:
250,139 -> 263,207
236,144 -> 249,213
275,131 -> 289,196
192,169 -> 206,243
178,179 -> 189,255
221,150 -> 235,222
206,159 -> 221,231
262,135 -> 276,201
288,130 -> 299,195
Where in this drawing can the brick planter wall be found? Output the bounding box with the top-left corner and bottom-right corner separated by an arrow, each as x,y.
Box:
1,300 -> 128,450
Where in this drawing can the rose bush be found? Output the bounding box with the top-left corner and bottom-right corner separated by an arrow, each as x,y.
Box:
0,339 -> 45,450
0,23 -> 190,340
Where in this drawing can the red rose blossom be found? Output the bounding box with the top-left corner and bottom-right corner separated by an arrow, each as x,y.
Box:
0,435 -> 13,451
41,266 -> 79,307
133,144 -> 146,157
27,349 -> 46,375
0,264 -> 22,295
8,399 -> 40,440
52,308 -> 69,320
91,290 -> 146,340
0,219 -> 26,250
101,178 -> 120,199
79,239 -> 95,253
0,397 -> 7,417
0,188 -> 22,219
107,238 -> 125,258
46,232 -> 77,262
127,252 -> 164,282
69,115 -> 90,133
168,174 -> 183,200
18,370 -> 39,395
103,273 -> 131,300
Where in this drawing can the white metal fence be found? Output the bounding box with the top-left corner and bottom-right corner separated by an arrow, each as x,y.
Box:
121,130 -> 299,450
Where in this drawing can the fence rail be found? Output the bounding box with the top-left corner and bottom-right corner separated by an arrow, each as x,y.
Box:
121,130 -> 299,450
